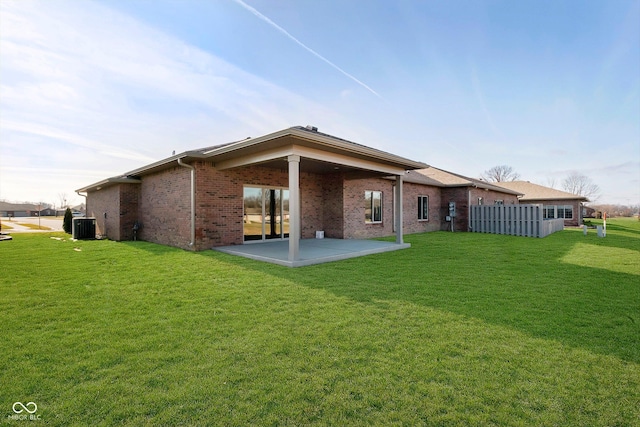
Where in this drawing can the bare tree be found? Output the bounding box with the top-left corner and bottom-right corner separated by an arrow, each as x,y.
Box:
58,192 -> 68,209
481,165 -> 521,182
545,177 -> 557,189
561,172 -> 600,201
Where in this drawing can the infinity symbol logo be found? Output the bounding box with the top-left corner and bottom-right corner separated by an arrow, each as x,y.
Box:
13,402 -> 37,414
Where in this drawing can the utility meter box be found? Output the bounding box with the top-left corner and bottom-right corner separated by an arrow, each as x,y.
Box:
448,202 -> 456,217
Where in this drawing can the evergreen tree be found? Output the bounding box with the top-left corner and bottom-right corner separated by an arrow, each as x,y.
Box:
63,208 -> 73,234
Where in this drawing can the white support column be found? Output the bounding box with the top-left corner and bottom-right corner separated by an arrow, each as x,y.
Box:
288,155 -> 301,261
395,175 -> 404,244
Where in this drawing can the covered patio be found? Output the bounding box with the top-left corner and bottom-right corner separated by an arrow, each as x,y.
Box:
207,126 -> 427,261
214,238 -> 411,267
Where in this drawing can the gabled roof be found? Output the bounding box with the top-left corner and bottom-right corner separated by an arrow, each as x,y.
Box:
492,181 -> 588,202
0,201 -> 41,211
77,126 -> 429,193
411,167 -> 522,195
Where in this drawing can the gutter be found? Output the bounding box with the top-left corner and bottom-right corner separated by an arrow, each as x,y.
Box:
177,158 -> 195,248
76,190 -> 87,212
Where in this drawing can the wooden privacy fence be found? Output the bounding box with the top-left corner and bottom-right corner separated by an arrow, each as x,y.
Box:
470,204 -> 564,238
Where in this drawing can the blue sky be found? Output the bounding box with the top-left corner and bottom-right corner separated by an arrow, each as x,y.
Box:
1,0 -> 638,207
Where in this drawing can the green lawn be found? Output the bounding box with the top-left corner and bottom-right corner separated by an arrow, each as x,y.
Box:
1,219 -> 638,426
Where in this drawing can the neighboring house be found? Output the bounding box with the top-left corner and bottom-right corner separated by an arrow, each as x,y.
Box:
71,204 -> 86,215
39,208 -> 57,216
77,126 -> 431,260
492,181 -> 588,227
411,167 -> 521,232
0,202 -> 40,217
583,206 -> 596,218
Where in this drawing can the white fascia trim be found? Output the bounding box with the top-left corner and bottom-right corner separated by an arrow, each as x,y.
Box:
214,144 -> 408,175
205,127 -> 427,170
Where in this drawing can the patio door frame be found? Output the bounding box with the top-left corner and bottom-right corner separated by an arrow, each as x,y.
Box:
243,185 -> 290,243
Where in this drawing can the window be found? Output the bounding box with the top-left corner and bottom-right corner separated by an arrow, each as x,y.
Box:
560,205 -> 573,219
418,196 -> 429,220
544,205 -> 556,219
543,205 -> 572,220
365,190 -> 382,223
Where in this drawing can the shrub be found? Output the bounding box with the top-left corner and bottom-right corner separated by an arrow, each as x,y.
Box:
63,208 -> 72,234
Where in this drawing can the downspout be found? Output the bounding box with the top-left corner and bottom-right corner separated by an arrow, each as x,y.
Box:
75,191 -> 87,215
177,158 -> 195,248
468,189 -> 472,231
76,190 -> 88,235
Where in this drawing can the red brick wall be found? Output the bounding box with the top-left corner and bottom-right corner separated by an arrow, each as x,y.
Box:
329,176 -> 446,239
139,166 -> 192,249
342,176 -> 395,239
193,162 -> 326,249
402,182 -> 442,234
87,185 -> 121,240
321,172 -> 345,238
119,184 -> 140,241
300,171 -> 325,239
87,183 -> 140,240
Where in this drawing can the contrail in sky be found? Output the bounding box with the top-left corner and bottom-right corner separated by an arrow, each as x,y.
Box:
231,0 -> 381,98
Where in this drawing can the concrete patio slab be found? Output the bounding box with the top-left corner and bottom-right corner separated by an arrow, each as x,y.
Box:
214,238 -> 411,267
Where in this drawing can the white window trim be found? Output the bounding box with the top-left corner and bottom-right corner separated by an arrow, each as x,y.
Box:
365,190 -> 383,224
418,195 -> 429,221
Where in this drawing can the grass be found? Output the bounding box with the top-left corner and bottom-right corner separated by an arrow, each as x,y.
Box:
1,219 -> 638,426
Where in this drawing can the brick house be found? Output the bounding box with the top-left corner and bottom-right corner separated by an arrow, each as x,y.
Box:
410,167 -> 521,232
77,126 -> 436,261
492,181 -> 588,227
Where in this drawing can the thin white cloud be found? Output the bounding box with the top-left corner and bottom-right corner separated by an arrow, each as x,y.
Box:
0,0 -> 353,203
2,119 -> 156,162
231,0 -> 381,98
470,64 -> 502,137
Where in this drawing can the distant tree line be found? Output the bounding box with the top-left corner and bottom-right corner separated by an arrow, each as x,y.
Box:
589,204 -> 639,218
482,166 -> 602,201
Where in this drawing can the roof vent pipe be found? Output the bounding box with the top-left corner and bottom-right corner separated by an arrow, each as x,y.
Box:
177,158 -> 195,248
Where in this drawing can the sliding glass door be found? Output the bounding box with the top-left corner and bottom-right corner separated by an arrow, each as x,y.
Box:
243,187 -> 289,241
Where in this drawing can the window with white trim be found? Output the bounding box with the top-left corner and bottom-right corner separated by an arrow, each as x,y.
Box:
365,190 -> 382,223
418,196 -> 429,220
543,205 -> 573,219
544,206 -> 555,219
558,205 -> 573,219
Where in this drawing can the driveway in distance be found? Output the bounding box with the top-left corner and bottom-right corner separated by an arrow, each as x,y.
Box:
1,216 -> 64,232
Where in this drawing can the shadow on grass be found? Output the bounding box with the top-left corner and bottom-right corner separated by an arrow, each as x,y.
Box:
226,230 -> 639,364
